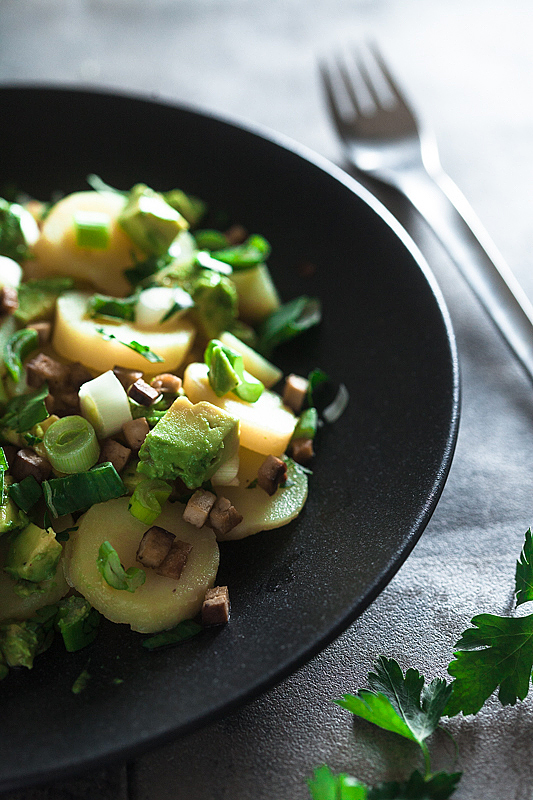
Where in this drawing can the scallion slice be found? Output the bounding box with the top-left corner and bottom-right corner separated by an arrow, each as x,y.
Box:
204,339 -> 264,402
257,296 -> 322,356
56,596 -> 100,652
42,462 -> 126,517
86,293 -> 137,322
95,328 -> 164,364
74,211 -> 111,250
43,415 -> 100,474
4,327 -> 38,383
96,540 -> 145,593
128,478 -> 172,525
209,234 -> 271,270
0,383 -> 49,433
9,474 -> 43,512
0,446 -> 7,505
142,619 -> 202,650
292,407 -> 318,441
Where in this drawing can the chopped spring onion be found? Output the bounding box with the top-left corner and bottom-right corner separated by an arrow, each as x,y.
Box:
292,407 -> 318,441
195,250 -> 233,276
142,619 -> 202,650
42,462 -> 126,517
211,451 -> 240,486
56,596 -> 100,652
9,474 -> 42,512
14,277 -> 75,326
0,255 -> 22,287
79,369 -> 132,438
74,211 -> 111,250
128,478 -> 172,525
193,229 -> 229,251
95,327 -> 164,364
86,173 -> 126,196
4,327 -> 38,383
124,252 -> 173,288
86,293 -> 137,322
307,368 -> 329,406
257,296 -> 322,356
0,383 -> 49,433
322,384 -> 350,423
0,446 -> 7,504
204,339 -> 264,402
163,189 -> 206,227
43,415 -> 100,474
96,540 -> 145,593
210,234 -> 271,270
159,287 -> 195,324
71,667 -> 91,695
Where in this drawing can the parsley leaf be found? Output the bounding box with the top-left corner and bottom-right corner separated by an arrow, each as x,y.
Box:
95,327 -> 163,363
445,613 -> 533,716
307,766 -> 461,800
336,657 -> 451,749
515,527 -> 533,606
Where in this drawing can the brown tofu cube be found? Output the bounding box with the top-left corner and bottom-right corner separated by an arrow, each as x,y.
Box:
183,490 -> 217,528
282,374 -> 309,414
202,586 -> 230,626
25,353 -> 70,394
150,373 -> 182,394
67,362 -> 93,391
98,438 -> 131,473
288,437 -> 314,466
11,448 -> 52,483
122,417 -> 150,451
128,378 -> 161,406
257,454 -> 287,496
156,539 -> 192,580
50,390 -> 80,417
113,365 -> 144,390
136,525 -> 175,568
208,496 -> 243,538
0,286 -> 18,316
26,321 -> 52,346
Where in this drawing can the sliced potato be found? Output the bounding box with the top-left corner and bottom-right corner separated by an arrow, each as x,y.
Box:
53,290 -> 196,376
215,447 -> 308,539
0,538 -> 70,622
28,191 -> 144,296
219,330 -> 282,388
231,263 -> 280,323
183,362 -> 296,456
64,497 -> 219,633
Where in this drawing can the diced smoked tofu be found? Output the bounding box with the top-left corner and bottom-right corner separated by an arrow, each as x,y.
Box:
113,365 -> 144,390
156,539 -> 192,580
26,353 -> 70,394
150,373 -> 182,394
257,454 -> 287,496
183,489 -> 217,528
0,286 -> 18,316
128,378 -> 161,406
26,321 -> 52,346
288,437 -> 314,466
202,585 -> 230,626
122,417 -> 150,451
208,496 -> 243,537
11,448 -> 52,483
282,374 -> 309,414
98,438 -> 131,473
136,525 -> 175,568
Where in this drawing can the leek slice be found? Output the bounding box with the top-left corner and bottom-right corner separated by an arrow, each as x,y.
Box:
42,462 -> 126,517
128,478 -> 172,525
43,415 -> 100,474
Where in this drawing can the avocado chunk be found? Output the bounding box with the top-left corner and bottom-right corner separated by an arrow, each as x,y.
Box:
15,277 -> 75,325
137,396 -> 239,489
118,184 -> 189,256
4,523 -> 62,583
0,486 -> 27,535
0,605 -> 57,670
190,269 -> 238,339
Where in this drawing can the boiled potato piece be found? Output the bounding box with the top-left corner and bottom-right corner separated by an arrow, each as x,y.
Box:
231,264 -> 280,324
53,290 -> 196,376
65,497 -> 219,633
183,362 -> 296,456
0,538 -> 70,622
28,191 -> 144,296
215,447 -> 308,539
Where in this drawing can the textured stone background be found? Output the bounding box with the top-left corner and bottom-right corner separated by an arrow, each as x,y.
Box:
1,1 -> 533,797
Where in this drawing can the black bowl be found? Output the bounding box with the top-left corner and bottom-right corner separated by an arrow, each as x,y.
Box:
0,87 -> 459,791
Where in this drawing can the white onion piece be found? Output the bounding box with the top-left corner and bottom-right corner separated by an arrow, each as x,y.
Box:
135,286 -> 193,330
211,452 -> 240,486
322,384 -> 349,423
16,204 -> 40,247
168,230 -> 197,265
79,369 -> 132,438
0,256 -> 23,288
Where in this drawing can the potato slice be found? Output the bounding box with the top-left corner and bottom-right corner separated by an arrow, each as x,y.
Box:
64,497 -> 219,633
183,362 -> 296,456
231,264 -> 280,324
0,538 -> 70,622
53,290 -> 196,376
215,447 -> 308,539
28,191 -> 143,296
219,330 -> 282,388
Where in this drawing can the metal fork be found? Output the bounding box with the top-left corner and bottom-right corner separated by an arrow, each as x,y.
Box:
320,43 -> 533,383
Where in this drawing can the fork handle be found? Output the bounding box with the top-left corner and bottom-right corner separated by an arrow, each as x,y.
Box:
391,167 -> 533,380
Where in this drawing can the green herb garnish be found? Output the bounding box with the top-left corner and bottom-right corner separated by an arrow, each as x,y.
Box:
142,619 -> 202,650
42,462 -> 126,517
95,327 -> 164,363
258,295 -> 321,356
87,293 -> 137,322
3,327 -> 38,383
209,234 -> 271,270
96,540 -> 146,593
0,383 -> 49,433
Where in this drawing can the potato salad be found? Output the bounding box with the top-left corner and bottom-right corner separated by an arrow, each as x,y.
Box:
0,178 -> 324,680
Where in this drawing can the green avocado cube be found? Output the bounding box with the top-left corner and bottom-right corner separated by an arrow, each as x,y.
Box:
137,396 -> 239,489
4,523 -> 62,583
118,184 -> 189,256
